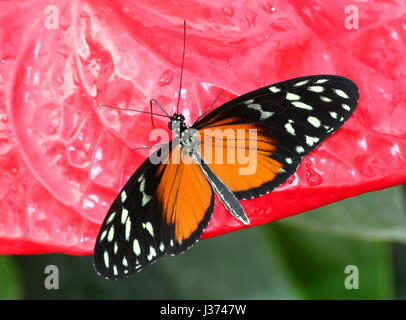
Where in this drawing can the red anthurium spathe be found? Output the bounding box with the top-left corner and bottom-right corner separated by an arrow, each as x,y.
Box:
0,0 -> 405,254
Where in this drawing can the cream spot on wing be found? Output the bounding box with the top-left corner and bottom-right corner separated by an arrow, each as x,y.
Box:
125,218 -> 131,241
342,103 -> 351,111
269,86 -> 281,93
106,212 -> 116,224
121,208 -> 129,224
147,246 -> 157,261
307,86 -> 324,93
100,230 -> 107,242
291,101 -> 313,110
104,250 -> 109,268
296,146 -> 305,153
244,99 -> 254,104
294,80 -> 310,86
133,239 -> 141,256
247,103 -> 274,120
142,222 -> 154,237
320,96 -> 332,102
307,116 -> 321,128
286,92 -> 300,101
330,111 -> 338,119
305,135 -> 320,146
334,89 -> 349,99
284,120 -> 296,135
120,191 -> 127,203
107,225 -> 115,242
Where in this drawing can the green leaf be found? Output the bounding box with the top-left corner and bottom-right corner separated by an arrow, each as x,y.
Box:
158,225 -> 298,299
0,256 -> 22,299
277,186 -> 406,242
16,226 -> 298,299
266,223 -> 393,299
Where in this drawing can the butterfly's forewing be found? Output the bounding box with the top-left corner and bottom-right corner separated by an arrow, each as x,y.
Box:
193,75 -> 359,200
94,144 -> 214,279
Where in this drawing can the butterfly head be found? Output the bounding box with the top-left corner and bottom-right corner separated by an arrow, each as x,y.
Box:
169,113 -> 187,132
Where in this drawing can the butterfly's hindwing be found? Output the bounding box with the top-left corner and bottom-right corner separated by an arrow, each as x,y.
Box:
94,144 -> 215,279
194,75 -> 359,200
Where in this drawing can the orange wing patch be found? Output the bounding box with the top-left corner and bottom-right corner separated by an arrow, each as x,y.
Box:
198,124 -> 284,193
155,146 -> 213,242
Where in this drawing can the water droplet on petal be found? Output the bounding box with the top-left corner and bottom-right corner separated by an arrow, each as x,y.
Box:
261,3 -> 276,14
221,6 -> 234,17
245,11 -> 257,28
304,159 -> 322,186
159,69 -> 174,87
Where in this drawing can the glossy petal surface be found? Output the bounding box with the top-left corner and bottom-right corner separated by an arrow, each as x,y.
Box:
0,0 -> 405,254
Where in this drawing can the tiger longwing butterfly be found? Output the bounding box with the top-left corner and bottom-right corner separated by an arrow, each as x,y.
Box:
93,23 -> 359,280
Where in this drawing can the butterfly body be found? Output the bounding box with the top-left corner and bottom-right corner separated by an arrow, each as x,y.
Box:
94,75 -> 359,279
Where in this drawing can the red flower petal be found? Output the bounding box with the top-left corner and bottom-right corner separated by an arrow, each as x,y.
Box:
0,0 -> 405,254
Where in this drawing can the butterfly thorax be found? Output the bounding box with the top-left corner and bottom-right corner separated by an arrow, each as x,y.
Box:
169,113 -> 198,155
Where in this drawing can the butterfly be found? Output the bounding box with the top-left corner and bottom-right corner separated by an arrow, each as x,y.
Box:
94,72 -> 359,279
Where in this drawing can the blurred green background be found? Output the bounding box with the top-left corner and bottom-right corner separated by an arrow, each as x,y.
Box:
1,185 -> 405,299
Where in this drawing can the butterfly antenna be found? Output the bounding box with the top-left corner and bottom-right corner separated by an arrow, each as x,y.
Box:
176,20 -> 187,115
99,104 -> 170,119
193,89 -> 224,125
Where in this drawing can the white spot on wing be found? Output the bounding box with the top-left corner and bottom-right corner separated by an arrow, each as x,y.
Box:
133,239 -> 141,256
123,257 -> 128,267
342,103 -> 351,111
247,103 -> 273,120
307,116 -> 321,128
284,120 -> 296,135
107,225 -> 115,242
286,92 -> 300,101
330,111 -> 338,119
291,101 -> 313,110
120,191 -> 127,203
320,96 -> 332,102
100,230 -> 107,242
159,242 -> 165,252
334,89 -> 349,99
147,246 -> 157,261
138,174 -> 152,207
305,135 -> 320,146
296,146 -> 305,153
121,208 -> 129,224
104,250 -> 109,268
294,80 -> 310,86
316,79 -> 329,84
269,86 -> 281,93
106,212 -> 116,224
142,222 -> 154,237
125,218 -> 131,241
286,158 -> 293,164
308,86 -> 324,93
